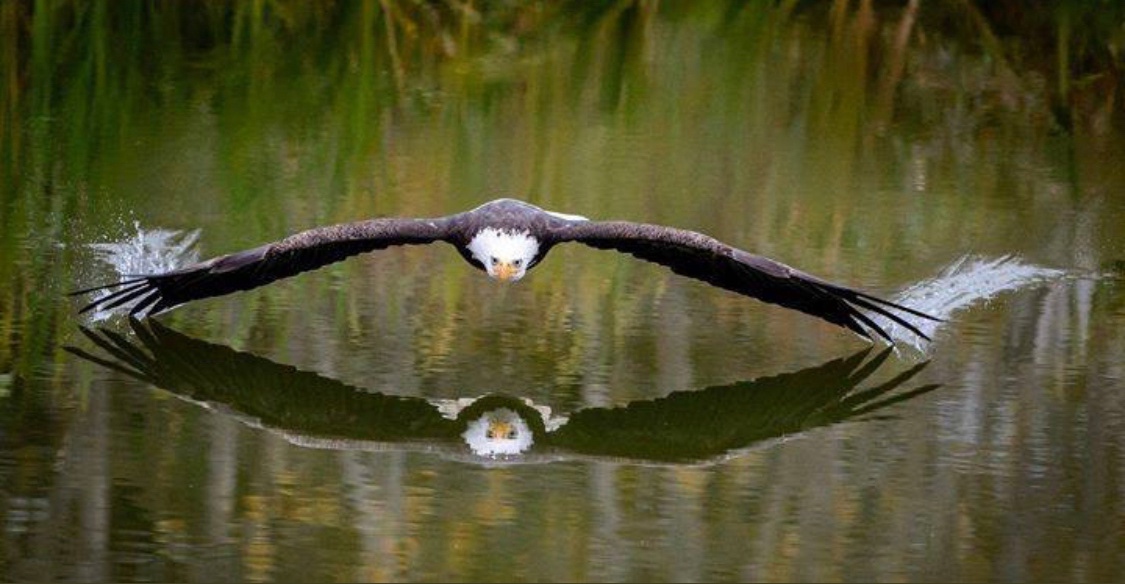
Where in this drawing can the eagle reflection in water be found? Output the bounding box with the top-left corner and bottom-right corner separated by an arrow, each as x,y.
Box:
67,320 -> 938,463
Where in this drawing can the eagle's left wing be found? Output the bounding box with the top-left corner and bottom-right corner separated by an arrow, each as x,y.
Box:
554,220 -> 937,343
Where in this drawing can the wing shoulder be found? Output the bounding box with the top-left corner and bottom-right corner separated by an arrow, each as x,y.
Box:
269,217 -> 454,255
560,220 -> 790,277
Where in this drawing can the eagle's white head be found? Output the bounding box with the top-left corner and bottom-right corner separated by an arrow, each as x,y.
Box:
466,228 -> 539,282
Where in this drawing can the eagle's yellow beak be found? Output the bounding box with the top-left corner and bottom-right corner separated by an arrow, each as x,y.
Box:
493,262 -> 519,281
486,420 -> 514,440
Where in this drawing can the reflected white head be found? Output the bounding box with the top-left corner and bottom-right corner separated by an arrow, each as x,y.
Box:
467,228 -> 539,282
462,408 -> 534,457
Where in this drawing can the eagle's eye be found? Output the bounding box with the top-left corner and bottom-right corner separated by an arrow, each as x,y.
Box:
512,259 -> 522,267
486,429 -> 495,439
506,430 -> 517,439
490,256 -> 499,265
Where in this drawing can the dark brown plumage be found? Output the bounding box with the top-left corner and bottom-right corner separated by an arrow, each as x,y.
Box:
72,198 -> 938,343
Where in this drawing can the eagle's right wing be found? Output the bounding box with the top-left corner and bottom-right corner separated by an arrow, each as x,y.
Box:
72,216 -> 456,316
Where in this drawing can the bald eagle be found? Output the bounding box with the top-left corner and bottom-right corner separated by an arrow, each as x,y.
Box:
73,198 -> 936,343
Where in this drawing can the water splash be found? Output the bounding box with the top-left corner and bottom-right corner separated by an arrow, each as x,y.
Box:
876,255 -> 1066,352
83,223 -> 200,321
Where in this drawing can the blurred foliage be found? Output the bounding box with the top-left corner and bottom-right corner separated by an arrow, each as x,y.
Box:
2,0 -> 1123,183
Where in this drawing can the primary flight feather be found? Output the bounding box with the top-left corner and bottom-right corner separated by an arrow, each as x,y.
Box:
73,198 -> 938,343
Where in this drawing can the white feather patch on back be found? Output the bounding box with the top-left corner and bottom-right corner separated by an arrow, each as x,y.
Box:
467,227 -> 540,264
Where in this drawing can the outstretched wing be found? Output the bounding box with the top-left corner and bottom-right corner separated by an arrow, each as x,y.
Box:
548,348 -> 937,461
65,319 -> 455,442
554,221 -> 938,343
73,217 -> 455,316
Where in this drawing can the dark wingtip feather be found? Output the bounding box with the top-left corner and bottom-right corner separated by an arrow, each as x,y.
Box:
78,281 -> 151,314
846,294 -> 933,342
807,281 -> 934,343
146,297 -> 178,316
846,306 -> 896,344
79,285 -> 137,314
802,281 -> 917,345
100,285 -> 154,312
69,276 -> 149,297
63,345 -> 147,379
129,290 -> 162,318
849,289 -> 942,322
848,347 -> 894,382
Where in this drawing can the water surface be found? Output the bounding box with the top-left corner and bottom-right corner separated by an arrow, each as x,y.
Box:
2,2 -> 1124,582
